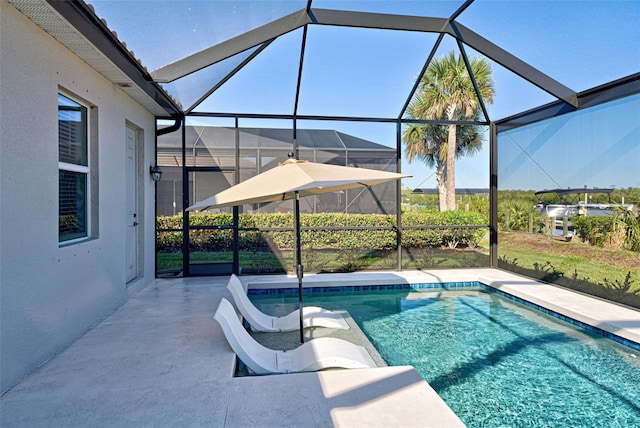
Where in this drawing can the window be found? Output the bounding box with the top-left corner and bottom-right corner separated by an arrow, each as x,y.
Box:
58,93 -> 89,243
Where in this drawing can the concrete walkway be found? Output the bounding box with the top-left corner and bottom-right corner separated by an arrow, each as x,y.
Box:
2,269 -> 639,427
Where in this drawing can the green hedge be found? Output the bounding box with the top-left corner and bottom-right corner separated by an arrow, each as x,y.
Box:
402,211 -> 488,248
156,211 -> 488,252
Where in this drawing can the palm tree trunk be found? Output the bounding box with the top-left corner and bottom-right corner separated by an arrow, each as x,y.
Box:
446,123 -> 457,210
436,160 -> 447,211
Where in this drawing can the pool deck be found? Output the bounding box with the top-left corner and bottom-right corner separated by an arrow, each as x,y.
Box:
2,268 -> 639,426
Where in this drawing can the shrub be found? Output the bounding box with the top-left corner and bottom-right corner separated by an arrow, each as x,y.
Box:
570,210 -> 640,251
498,201 -> 544,232
571,216 -> 613,246
156,211 -> 489,252
621,210 -> 640,252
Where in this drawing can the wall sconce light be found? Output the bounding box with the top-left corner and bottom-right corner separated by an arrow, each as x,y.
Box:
149,165 -> 162,182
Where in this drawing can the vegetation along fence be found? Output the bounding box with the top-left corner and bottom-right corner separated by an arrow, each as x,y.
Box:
157,211 -> 489,253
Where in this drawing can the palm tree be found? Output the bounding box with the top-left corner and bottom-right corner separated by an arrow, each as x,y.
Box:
404,121 -> 483,210
403,51 -> 494,211
403,123 -> 448,210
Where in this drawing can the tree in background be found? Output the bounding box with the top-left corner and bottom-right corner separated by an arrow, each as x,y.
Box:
403,51 -> 494,211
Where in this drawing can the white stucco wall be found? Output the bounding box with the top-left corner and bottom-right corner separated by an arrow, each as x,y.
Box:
1,1 -> 159,394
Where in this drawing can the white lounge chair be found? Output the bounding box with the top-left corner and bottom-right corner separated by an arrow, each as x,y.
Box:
226,274 -> 350,332
213,298 -> 376,374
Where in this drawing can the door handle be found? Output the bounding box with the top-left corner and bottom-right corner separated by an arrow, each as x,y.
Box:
133,221 -> 139,226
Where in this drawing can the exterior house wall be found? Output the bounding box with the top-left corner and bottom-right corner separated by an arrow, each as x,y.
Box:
1,0 -> 158,394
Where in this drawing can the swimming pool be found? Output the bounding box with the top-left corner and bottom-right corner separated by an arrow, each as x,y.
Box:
250,285 -> 640,427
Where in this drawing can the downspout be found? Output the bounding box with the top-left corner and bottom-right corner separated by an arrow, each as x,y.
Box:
153,115 -> 183,278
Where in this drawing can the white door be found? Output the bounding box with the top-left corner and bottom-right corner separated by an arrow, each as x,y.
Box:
125,126 -> 138,282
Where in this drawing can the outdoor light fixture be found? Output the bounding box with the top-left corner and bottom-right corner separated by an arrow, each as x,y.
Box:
149,165 -> 162,182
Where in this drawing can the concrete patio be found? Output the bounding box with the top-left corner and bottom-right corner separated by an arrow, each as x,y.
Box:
2,268 -> 639,427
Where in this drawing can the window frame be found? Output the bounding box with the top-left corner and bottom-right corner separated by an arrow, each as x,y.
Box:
58,91 -> 91,245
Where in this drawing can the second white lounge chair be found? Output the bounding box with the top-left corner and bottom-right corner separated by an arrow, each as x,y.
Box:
226,274 -> 350,332
214,298 -> 376,374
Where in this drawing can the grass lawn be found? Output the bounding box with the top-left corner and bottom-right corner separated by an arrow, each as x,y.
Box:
498,232 -> 640,292
157,247 -> 490,274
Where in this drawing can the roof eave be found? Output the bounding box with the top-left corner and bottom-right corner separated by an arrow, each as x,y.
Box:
10,0 -> 183,118
47,0 -> 183,118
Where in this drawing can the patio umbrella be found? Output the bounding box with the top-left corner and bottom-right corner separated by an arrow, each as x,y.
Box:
187,155 -> 410,342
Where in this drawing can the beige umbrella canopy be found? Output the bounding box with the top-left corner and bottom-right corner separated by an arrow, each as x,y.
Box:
187,157 -> 411,211
187,156 -> 410,342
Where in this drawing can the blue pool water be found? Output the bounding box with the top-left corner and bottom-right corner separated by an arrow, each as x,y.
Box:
251,286 -> 640,427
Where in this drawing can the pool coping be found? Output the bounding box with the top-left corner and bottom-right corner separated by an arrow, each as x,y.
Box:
242,268 -> 640,350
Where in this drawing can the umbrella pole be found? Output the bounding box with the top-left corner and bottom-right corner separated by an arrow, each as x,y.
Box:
294,191 -> 304,343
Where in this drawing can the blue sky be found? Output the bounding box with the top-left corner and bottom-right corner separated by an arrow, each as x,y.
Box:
90,1 -> 639,190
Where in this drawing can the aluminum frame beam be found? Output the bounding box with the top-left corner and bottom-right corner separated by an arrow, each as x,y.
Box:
184,41 -> 274,114
316,11 -> 579,108
496,72 -> 640,133
449,22 -> 579,108
187,111 -> 488,126
312,8 -> 451,33
150,8 -> 451,83
152,7 -> 579,109
456,39 -> 491,122
151,9 -> 313,82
